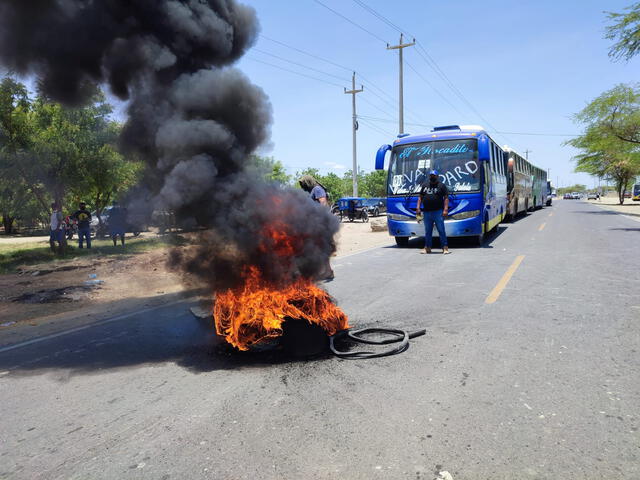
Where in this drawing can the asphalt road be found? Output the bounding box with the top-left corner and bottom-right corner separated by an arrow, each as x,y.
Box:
1,199 -> 639,480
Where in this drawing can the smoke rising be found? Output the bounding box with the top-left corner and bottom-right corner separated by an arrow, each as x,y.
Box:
0,0 -> 339,289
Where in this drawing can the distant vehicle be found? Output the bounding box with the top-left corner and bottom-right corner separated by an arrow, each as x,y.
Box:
587,192 -> 598,200
633,183 -> 640,201
623,191 -> 631,198
571,192 -> 581,199
545,181 -> 553,206
563,193 -> 572,200
362,198 -> 386,217
336,197 -> 369,223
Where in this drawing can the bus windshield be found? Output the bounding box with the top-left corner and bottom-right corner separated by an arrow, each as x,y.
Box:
388,139 -> 480,195
633,184 -> 640,195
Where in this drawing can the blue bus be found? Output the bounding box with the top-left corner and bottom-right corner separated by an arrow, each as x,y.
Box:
375,125 -> 508,246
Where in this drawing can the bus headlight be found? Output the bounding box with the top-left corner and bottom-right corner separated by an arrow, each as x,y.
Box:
449,210 -> 480,220
387,213 -> 414,221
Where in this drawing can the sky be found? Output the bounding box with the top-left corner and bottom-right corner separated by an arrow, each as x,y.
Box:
233,0 -> 640,189
4,1 -> 638,190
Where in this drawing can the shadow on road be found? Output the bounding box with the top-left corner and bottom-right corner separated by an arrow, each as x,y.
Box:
571,210 -> 619,215
0,307 -> 336,377
382,224 -> 508,251
609,228 -> 640,232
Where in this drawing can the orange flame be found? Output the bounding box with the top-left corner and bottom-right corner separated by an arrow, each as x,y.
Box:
212,222 -> 348,351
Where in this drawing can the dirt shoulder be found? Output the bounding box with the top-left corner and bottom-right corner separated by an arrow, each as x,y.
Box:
0,218 -> 392,344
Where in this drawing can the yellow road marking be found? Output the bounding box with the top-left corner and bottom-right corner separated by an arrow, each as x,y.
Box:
538,223 -> 546,231
485,255 -> 525,304
548,212 -> 553,217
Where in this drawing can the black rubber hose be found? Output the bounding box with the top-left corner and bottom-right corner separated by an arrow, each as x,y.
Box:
329,327 -> 426,359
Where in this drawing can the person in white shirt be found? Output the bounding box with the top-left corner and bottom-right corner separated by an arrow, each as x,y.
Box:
49,202 -> 64,254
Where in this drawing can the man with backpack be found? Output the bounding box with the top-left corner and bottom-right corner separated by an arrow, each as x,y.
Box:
298,174 -> 334,280
299,174 -> 330,205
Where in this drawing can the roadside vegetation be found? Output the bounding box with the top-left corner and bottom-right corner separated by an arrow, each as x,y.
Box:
567,3 -> 640,204
0,234 -> 187,274
251,155 -> 386,201
0,77 -> 143,234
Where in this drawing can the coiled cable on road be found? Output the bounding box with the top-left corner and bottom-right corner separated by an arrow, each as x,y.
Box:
329,327 -> 427,359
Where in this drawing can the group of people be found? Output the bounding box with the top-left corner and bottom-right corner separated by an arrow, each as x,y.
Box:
49,201 -> 127,254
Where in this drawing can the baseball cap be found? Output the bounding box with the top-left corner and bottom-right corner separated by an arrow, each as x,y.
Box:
429,169 -> 439,176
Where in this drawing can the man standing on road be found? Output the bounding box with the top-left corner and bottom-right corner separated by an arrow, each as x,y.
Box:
73,202 -> 92,249
416,170 -> 450,255
49,202 -> 64,254
298,174 -> 335,280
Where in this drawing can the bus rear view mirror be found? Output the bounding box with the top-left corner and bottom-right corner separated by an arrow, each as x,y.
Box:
376,144 -> 391,170
477,135 -> 490,161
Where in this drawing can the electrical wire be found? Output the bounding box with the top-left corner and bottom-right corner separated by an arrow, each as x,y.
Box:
311,0 -> 389,44
260,34 -> 353,72
253,47 -> 351,83
258,33 -> 429,126
358,117 -> 395,137
405,60 -> 468,120
348,0 -> 520,147
245,56 -> 344,88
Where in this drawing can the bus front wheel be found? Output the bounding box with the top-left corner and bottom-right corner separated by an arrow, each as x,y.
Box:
475,232 -> 484,246
395,236 -> 409,248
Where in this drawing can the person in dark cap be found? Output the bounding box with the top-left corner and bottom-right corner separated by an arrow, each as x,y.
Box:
416,169 -> 450,254
72,202 -> 92,249
298,174 -> 334,280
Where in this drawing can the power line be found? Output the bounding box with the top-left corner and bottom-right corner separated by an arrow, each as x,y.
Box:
359,96 -> 397,119
253,47 -> 350,83
405,60 -> 468,120
358,114 -> 433,129
494,131 -> 580,137
352,0 -> 406,35
358,117 -> 396,137
312,0 -> 389,44
259,34 -> 353,72
245,56 -> 343,88
348,0 -> 518,148
258,32 -> 429,126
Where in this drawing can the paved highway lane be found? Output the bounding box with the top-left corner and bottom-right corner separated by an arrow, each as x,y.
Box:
1,199 -> 639,479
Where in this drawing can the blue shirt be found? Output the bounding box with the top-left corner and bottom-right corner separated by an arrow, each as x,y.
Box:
310,185 -> 326,202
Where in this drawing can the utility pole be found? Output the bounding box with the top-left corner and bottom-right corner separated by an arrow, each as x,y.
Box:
344,72 -> 363,196
387,33 -> 415,135
524,149 -> 532,161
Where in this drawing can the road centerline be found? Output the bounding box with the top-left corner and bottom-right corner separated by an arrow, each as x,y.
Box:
485,255 -> 525,304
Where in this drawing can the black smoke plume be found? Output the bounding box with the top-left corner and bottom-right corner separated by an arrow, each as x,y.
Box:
0,0 -> 339,289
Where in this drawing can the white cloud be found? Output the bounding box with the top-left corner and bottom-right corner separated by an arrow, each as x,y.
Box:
324,162 -> 346,170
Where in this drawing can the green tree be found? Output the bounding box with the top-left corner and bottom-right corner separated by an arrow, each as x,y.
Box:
360,170 -> 387,197
29,91 -> 116,208
572,84 -> 640,145
0,76 -> 52,233
557,185 -> 587,195
566,123 -> 640,204
295,167 -> 321,182
342,168 -> 366,196
249,155 -> 291,185
320,172 -> 349,202
606,2 -> 640,61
